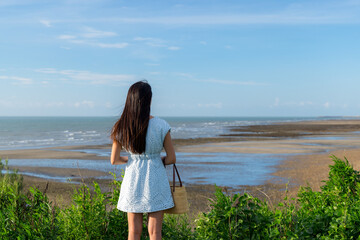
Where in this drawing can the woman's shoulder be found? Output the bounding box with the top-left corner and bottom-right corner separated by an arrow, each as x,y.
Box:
150,117 -> 170,129
151,117 -> 168,124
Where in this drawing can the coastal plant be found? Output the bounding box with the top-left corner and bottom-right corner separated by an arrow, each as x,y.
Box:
294,156 -> 360,239
59,182 -> 108,239
3,156 -> 360,239
194,156 -> 360,239
195,187 -> 278,239
322,155 -> 360,197
162,214 -> 194,239
23,187 -> 60,239
0,158 -> 59,239
101,171 -> 129,239
0,158 -> 25,239
59,172 -> 130,239
273,192 -> 298,239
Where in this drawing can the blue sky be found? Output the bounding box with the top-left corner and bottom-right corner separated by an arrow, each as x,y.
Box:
1,0 -> 360,117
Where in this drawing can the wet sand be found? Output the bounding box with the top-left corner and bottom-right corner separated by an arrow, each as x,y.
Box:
2,119 -> 360,217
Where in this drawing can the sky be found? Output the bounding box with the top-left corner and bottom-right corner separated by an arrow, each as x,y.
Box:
1,0 -> 360,117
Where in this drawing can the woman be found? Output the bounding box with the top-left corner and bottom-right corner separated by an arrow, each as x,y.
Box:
110,81 -> 176,240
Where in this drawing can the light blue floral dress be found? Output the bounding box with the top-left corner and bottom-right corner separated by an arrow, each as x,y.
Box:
117,117 -> 174,213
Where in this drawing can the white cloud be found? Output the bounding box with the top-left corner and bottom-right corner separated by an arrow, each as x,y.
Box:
62,38 -> 129,49
134,36 -> 180,51
173,73 -> 266,87
105,102 -> 112,108
73,100 -> 94,108
96,42 -> 129,48
168,46 -> 180,50
39,19 -> 52,27
287,101 -> 313,107
324,102 -> 330,108
36,12 -> 357,26
175,72 -> 195,79
270,99 -> 317,108
134,37 -> 165,47
11,1 -> 360,26
0,75 -> 33,85
67,39 -> 85,44
81,27 -> 117,38
35,68 -> 136,85
299,101 -> 313,106
203,79 -> 266,86
45,102 -> 65,107
100,11 -> 356,25
273,97 -> 280,107
134,37 -> 160,42
58,27 -> 127,49
58,35 -> 76,40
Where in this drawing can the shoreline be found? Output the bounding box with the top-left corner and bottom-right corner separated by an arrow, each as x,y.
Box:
2,119 -> 360,216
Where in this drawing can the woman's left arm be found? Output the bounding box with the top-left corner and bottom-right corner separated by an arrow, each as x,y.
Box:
111,140 -> 128,165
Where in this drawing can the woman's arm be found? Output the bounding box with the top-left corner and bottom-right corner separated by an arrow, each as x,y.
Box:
162,131 -> 176,165
110,140 -> 128,165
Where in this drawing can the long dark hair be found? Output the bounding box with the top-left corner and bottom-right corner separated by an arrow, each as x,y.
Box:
111,81 -> 152,154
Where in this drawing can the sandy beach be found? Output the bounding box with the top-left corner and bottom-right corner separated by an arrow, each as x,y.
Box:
2,119 -> 360,217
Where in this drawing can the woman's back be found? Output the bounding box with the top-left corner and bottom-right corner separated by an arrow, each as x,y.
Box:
138,117 -> 170,155
117,117 -> 174,213
110,81 -> 176,239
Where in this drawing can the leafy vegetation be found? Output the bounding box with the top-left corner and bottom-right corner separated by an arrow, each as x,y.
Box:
1,155 -> 360,239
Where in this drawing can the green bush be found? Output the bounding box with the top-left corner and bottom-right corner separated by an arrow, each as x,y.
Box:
2,155 -> 360,239
162,214 -> 194,239
195,188 -> 280,239
0,159 -> 58,239
295,155 -> 360,239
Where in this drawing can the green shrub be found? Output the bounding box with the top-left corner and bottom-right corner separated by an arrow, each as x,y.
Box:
0,158 -> 59,239
2,155 -> 360,239
295,155 -> 360,239
162,214 -> 194,239
195,187 -> 279,239
58,172 -> 128,239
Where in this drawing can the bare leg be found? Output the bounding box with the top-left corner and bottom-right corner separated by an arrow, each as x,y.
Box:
127,212 -> 143,240
148,211 -> 164,240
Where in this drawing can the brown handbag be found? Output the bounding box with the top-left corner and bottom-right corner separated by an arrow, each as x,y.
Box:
164,164 -> 189,214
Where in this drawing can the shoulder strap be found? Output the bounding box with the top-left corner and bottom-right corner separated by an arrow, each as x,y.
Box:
171,164 -> 182,192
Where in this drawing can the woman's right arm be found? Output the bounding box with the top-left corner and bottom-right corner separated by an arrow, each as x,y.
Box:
162,131 -> 176,165
111,140 -> 128,165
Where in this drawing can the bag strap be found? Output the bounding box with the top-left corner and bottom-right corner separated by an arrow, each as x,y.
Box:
171,164 -> 182,192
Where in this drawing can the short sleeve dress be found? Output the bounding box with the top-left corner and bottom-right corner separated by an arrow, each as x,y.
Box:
117,117 -> 175,213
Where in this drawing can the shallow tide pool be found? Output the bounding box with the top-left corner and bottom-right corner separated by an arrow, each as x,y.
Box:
4,150 -> 288,187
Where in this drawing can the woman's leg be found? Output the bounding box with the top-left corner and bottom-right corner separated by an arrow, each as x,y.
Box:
148,211 -> 164,240
127,212 -> 143,240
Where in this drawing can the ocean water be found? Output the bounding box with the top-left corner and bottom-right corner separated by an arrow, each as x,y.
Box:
0,116 -> 326,150
0,116 -> 354,186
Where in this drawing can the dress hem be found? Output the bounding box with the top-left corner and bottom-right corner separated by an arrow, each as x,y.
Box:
117,203 -> 175,213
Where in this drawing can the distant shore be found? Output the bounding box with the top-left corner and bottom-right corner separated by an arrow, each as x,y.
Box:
2,119 -> 360,216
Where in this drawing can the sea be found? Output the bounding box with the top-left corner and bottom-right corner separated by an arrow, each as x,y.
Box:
0,116 -> 354,187
0,116 -> 334,150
